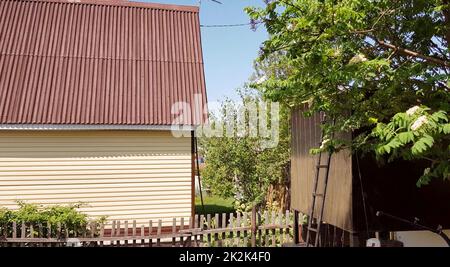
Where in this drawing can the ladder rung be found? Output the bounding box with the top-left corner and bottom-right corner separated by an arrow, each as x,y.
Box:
307,227 -> 318,232
316,165 -> 329,168
312,193 -> 324,197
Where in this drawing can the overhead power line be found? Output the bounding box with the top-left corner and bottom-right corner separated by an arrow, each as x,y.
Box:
200,21 -> 263,29
200,22 -> 252,28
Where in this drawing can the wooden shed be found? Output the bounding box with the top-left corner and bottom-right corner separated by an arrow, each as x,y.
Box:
291,108 -> 450,246
0,0 -> 207,226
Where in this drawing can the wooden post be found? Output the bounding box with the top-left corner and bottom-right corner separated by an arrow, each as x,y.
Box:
251,206 -> 256,247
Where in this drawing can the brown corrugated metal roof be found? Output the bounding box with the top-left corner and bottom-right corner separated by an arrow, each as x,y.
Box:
0,0 -> 207,125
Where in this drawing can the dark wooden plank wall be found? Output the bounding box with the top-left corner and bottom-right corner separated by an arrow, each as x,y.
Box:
291,107 -> 354,232
291,107 -> 450,234
353,154 -> 450,232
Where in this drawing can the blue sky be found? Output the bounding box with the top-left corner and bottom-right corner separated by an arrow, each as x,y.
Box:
143,0 -> 268,102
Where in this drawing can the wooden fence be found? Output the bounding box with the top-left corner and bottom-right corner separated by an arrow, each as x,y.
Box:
0,208 -> 298,247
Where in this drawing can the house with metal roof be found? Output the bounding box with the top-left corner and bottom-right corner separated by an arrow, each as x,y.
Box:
0,0 -> 207,225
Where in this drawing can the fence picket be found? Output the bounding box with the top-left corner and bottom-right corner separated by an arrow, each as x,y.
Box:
243,212 -> 248,247
12,222 -> 17,247
172,218 -> 176,247
47,222 -> 52,247
140,224 -> 145,247
56,222 -> 61,239
0,209 -> 296,248
124,221 -> 129,246
285,210 -> 290,243
157,220 -> 162,247
237,212 -> 241,247
207,214 -> 211,246
132,220 -> 137,247
221,213 -> 226,244
278,211 -> 283,245
264,211 -> 269,246
200,215 -> 204,246
251,208 -> 256,247
111,221 -> 116,247
20,222 -> 26,247
194,214 -> 199,247
100,223 -> 104,247
116,221 -> 121,246
30,224 -> 34,242
258,212 -> 263,247
189,216 -> 194,247
149,220 -> 153,247
12,221 -> 17,239
180,217 -> 184,247
38,223 -> 43,240
271,211 -> 276,247
214,214 -> 219,247
229,213 -> 235,247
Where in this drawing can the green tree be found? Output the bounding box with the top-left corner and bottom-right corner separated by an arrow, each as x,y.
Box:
199,89 -> 291,210
246,0 -> 450,184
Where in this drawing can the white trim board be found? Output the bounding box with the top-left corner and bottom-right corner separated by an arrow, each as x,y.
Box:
0,124 -> 196,131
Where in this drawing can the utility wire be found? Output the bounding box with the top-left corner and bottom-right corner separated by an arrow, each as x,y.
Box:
200,21 -> 263,28
200,22 -> 253,28
198,0 -> 262,29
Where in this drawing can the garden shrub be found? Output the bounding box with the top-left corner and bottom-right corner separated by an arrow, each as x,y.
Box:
0,201 -> 106,238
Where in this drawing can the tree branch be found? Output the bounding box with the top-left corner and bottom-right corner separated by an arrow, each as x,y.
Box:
374,39 -> 450,68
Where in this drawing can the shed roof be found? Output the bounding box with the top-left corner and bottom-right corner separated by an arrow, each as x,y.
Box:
0,0 -> 207,126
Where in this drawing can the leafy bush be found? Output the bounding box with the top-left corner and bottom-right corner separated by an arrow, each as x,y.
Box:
0,201 -> 106,237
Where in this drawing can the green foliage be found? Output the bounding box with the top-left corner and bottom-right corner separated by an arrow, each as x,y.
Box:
373,106 -> 450,186
246,0 -> 450,185
200,89 -> 291,209
0,201 -> 106,237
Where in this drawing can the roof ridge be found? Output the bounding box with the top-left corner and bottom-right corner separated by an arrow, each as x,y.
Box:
12,0 -> 199,12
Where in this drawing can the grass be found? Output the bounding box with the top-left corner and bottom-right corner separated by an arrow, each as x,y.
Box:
195,195 -> 235,215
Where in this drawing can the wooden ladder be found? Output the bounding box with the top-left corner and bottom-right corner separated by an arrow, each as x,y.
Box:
305,114 -> 334,247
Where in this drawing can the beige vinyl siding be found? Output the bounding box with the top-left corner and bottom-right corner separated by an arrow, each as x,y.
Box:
0,130 -> 192,226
